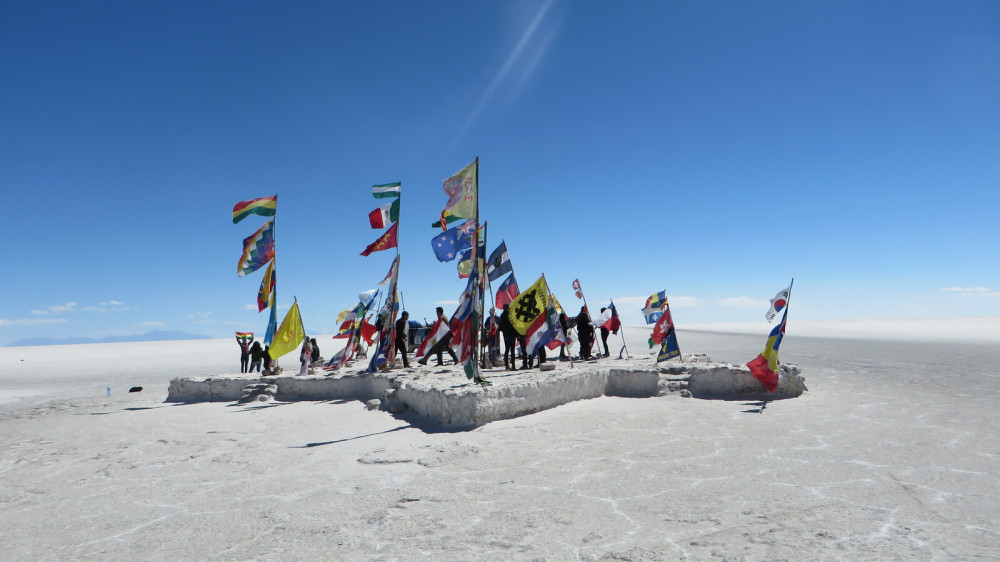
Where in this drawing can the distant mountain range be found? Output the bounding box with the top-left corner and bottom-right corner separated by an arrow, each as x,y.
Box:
6,330 -> 212,347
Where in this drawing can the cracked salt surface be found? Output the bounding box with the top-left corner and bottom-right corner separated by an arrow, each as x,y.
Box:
0,327 -> 997,559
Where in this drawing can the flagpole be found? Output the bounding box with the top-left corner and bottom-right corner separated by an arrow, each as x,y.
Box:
472,157 -> 487,384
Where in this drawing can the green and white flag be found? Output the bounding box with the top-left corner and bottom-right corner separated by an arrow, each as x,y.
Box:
372,182 -> 401,199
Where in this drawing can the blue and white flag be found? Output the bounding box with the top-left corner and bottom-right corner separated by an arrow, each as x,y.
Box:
431,220 -> 475,262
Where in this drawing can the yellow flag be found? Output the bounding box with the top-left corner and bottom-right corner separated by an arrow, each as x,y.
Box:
269,302 -> 305,359
336,309 -> 351,323
509,276 -> 548,336
550,293 -> 564,315
442,159 -> 477,219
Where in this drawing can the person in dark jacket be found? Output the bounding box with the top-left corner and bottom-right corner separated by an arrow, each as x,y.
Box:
395,311 -> 410,368
237,336 -> 250,373
576,307 -> 595,360
310,338 -> 321,363
249,341 -> 264,372
558,312 -> 574,360
498,304 -> 519,370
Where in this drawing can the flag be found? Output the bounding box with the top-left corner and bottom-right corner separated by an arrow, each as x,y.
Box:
368,198 -> 400,229
360,221 -> 399,256
550,293 -> 564,315
264,300 -> 277,345
457,242 -> 486,278
431,210 -> 462,229
747,308 -> 788,392
442,160 -> 477,219
431,220 -> 475,262
372,182 -> 401,199
510,276 -> 548,336
766,284 -> 791,323
238,220 -> 275,277
523,279 -> 563,356
642,290 -> 668,324
368,256 -> 401,372
268,301 -> 305,360
414,317 -> 450,363
496,273 -> 520,309
650,302 -> 675,346
257,261 -> 275,312
572,278 -> 583,299
235,332 -> 254,343
645,290 -> 667,310
232,195 -> 276,224
656,326 -> 681,362
641,306 -> 663,325
486,241 -> 513,282
605,300 -> 622,334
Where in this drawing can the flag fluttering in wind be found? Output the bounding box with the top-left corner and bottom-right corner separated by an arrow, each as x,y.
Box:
238,219 -> 275,277
457,242 -> 486,279
431,220 -> 475,262
368,255 -> 401,372
766,284 -> 791,323
496,273 -> 520,308
368,199 -> 400,229
257,261 -> 275,312
572,278 -> 583,300
372,182 -> 401,199
235,332 -> 254,344
431,210 -> 462,230
747,308 -> 788,391
522,278 -> 564,356
604,300 -> 622,334
449,266 -> 482,378
442,160 -> 477,220
232,195 -> 277,224
640,290 -> 664,323
414,317 -> 450,363
360,221 -> 399,256
509,276 -> 548,336
648,295 -> 681,362
486,241 -> 513,282
268,301 -> 305,360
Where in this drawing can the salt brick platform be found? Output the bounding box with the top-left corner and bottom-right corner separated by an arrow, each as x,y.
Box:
167,355 -> 805,430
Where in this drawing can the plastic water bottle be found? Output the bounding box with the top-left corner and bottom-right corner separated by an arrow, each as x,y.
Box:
106,385 -> 111,397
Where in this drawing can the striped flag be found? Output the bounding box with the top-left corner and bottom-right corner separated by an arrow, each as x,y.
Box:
232,195 -> 277,224
747,307 -> 788,391
372,182 -> 401,199
238,220 -> 275,277
495,273 -> 520,309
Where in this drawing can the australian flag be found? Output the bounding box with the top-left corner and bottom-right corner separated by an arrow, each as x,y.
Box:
431,220 -> 475,262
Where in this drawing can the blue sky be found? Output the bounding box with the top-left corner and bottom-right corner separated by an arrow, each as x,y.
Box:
2,0 -> 998,345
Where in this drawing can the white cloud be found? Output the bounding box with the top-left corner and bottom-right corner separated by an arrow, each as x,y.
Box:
0,317 -> 70,326
435,300 -> 459,306
187,311 -> 213,319
669,296 -> 701,308
939,286 -> 999,297
100,300 -> 125,306
242,304 -> 258,311
48,302 -> 78,313
718,296 -> 766,308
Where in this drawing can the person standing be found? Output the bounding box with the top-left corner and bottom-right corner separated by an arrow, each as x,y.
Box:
498,304 -> 518,370
596,307 -> 612,357
237,335 -> 250,373
249,341 -> 264,373
576,307 -> 595,360
299,338 -> 313,375
395,311 -> 411,368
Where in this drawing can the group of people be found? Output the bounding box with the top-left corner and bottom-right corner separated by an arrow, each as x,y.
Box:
240,302 -> 615,375
237,335 -> 322,375
237,336 -> 271,373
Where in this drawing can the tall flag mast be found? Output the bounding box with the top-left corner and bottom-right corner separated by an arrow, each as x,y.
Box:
361,182 -> 402,372
233,195 -> 278,346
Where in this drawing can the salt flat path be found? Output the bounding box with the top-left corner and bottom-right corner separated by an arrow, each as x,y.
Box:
0,328 -> 996,560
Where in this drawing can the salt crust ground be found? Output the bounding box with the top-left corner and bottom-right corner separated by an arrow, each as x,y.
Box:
1,323 -> 997,560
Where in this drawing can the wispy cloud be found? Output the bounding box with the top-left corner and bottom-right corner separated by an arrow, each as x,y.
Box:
940,286 -> 999,297
0,317 -> 69,326
718,296 -> 766,308
31,302 -> 78,315
100,300 -> 125,306
187,311 -> 213,319
614,295 -> 701,308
